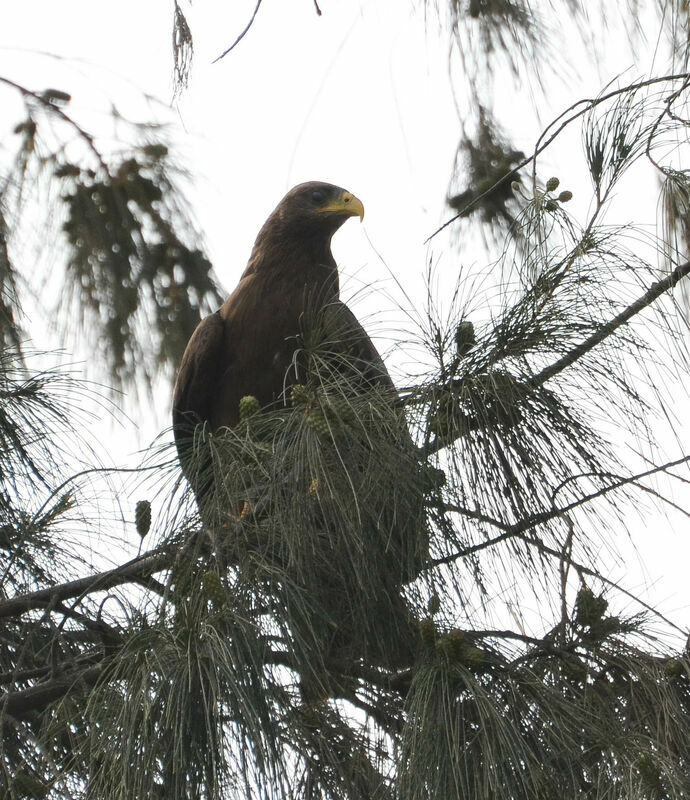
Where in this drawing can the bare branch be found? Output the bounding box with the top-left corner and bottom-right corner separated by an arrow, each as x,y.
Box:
0,549 -> 173,620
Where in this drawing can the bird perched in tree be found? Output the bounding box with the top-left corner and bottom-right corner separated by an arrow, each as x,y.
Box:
173,182 -> 388,434
172,182 -> 424,673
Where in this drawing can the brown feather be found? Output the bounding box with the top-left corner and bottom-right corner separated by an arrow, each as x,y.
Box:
172,182 -> 423,671
173,181 -> 388,472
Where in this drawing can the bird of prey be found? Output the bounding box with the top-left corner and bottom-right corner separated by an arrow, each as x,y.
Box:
172,182 -> 424,671
172,182 -> 390,434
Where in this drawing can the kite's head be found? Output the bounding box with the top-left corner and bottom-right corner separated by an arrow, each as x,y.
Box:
246,181 -> 365,277
270,181 -> 364,238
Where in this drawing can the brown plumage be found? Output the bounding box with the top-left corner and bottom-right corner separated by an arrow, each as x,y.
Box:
172,181 -> 423,672
173,181 -> 389,466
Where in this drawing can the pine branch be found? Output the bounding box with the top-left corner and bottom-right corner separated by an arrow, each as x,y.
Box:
426,72 -> 690,242
424,261 -> 690,456
517,532 -> 687,635
0,549 -> 173,620
528,260 -> 690,388
431,454 -> 690,564
0,662 -> 105,720
0,76 -> 107,172
54,602 -> 122,647
0,651 -> 103,688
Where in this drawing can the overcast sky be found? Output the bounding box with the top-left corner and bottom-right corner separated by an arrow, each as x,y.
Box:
1,0 -> 687,635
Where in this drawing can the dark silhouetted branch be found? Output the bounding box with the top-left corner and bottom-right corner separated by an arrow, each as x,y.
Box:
1,663 -> 105,720
0,549 -> 173,620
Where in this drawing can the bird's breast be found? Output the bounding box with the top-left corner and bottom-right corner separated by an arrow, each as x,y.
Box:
210,278 -> 317,428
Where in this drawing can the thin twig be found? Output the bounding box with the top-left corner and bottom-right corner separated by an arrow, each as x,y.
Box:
212,0 -> 263,63
0,76 -> 108,171
430,454 -> 690,564
425,72 -> 690,243
517,533 -> 687,635
427,502 -> 509,530
644,76 -> 690,175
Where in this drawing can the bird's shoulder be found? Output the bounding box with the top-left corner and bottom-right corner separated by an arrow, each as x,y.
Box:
172,310 -> 227,428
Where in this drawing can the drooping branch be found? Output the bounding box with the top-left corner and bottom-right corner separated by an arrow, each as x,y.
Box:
0,75 -> 107,172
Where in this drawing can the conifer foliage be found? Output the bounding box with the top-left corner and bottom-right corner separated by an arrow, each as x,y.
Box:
3,3 -> 690,797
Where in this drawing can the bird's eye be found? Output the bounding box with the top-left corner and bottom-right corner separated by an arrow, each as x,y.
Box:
311,190 -> 325,204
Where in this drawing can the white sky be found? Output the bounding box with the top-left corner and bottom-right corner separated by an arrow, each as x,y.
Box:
1,0 -> 688,638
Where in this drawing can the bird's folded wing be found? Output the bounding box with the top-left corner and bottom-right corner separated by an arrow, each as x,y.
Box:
172,310 -> 226,440
321,301 -> 395,393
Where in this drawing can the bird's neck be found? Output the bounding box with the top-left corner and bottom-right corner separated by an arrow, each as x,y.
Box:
244,229 -> 340,299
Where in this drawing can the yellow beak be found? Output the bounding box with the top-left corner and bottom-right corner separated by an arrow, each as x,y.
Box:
318,191 -> 364,221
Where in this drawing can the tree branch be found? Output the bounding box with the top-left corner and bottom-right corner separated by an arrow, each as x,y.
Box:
0,549 -> 173,620
425,72 -> 690,243
0,75 -> 108,171
1,662 -> 105,720
423,261 -> 690,456
430,454 -> 690,564
528,261 -> 690,388
0,651 -> 104,688
516,532 -> 687,635
212,0 -> 263,62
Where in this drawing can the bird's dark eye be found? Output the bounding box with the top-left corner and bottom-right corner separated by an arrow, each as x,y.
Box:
311,190 -> 325,204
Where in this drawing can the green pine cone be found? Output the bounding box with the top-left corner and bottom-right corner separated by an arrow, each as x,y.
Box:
664,658 -> 683,678
326,394 -> 351,421
202,570 -> 227,609
455,320 -> 476,358
239,395 -> 260,421
306,411 -> 330,436
436,629 -> 467,662
135,500 -> 151,538
574,586 -> 608,627
462,646 -> 486,667
419,617 -> 437,648
290,383 -> 309,406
